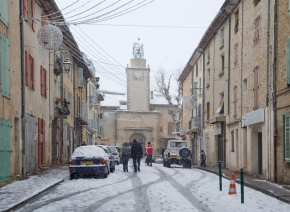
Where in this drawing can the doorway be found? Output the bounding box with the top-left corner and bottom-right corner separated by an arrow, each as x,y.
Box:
258,132 -> 262,175
130,133 -> 146,154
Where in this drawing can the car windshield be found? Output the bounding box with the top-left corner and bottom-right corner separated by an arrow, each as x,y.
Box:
109,147 -> 117,152
170,142 -> 187,148
98,146 -> 108,153
106,147 -> 112,153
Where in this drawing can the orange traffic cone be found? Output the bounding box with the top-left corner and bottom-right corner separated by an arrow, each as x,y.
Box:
228,173 -> 237,195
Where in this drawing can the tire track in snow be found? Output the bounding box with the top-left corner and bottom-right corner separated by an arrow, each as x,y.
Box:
155,167 -> 213,212
17,172 -> 136,212
82,166 -> 178,212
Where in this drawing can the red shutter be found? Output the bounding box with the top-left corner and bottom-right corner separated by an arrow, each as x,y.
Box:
44,69 -> 47,98
40,65 -> 43,95
231,130 -> 234,152
32,57 -> 35,90
233,85 -> 237,118
23,0 -> 28,19
38,118 -> 42,168
253,66 -> 259,110
25,51 -> 29,86
32,0 -> 35,31
42,119 -> 46,166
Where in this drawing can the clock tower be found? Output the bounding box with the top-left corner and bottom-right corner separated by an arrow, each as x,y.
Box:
126,41 -> 150,111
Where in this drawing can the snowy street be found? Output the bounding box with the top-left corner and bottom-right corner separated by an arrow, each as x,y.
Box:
11,161 -> 290,212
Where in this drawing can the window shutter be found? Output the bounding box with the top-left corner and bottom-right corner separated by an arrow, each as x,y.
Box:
25,51 -> 29,86
231,130 -> 234,152
44,69 -> 47,98
194,82 -> 197,97
23,0 -> 28,19
32,0 -> 35,31
0,0 -> 9,26
40,65 -> 43,95
257,16 -> 260,41
198,103 -> 201,117
42,119 -> 46,165
32,57 -> 35,90
284,115 -> 290,162
0,34 -> 10,98
286,39 -> 290,85
233,86 -> 237,118
253,66 -> 259,110
78,67 -> 83,88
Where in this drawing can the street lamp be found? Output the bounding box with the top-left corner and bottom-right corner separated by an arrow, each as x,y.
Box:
63,58 -> 72,73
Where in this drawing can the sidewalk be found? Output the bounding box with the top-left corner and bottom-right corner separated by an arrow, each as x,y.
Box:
0,165 -> 68,212
196,166 -> 290,205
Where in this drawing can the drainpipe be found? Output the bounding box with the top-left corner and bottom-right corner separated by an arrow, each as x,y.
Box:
228,17 -> 231,116
202,53 -> 205,130
273,0 -> 277,182
20,0 -> 26,178
266,0 -> 271,181
240,0 -> 244,169
60,49 -> 64,164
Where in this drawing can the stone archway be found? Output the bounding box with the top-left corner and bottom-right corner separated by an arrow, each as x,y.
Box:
130,133 -> 146,154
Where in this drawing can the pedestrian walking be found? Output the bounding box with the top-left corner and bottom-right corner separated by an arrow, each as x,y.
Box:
122,142 -> 130,172
200,150 -> 206,167
131,139 -> 143,172
146,142 -> 153,167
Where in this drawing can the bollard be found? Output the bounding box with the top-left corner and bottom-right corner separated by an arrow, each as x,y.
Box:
219,161 -> 222,191
240,168 -> 244,204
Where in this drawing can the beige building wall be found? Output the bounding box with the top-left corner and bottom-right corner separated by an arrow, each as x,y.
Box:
0,0 -> 22,183
226,0 -> 275,181
126,59 -> 150,111
276,0 -> 290,183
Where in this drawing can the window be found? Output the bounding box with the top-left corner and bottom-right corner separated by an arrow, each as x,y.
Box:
23,0 -> 35,30
220,54 -> 225,74
234,9 -> 239,33
196,63 -> 198,77
242,78 -> 247,91
254,16 -> 260,43
286,39 -> 290,85
254,0 -> 261,6
29,55 -> 35,90
233,85 -> 237,118
168,122 -> 174,136
234,43 -> 238,66
31,0 -> 35,31
283,114 -> 290,162
207,102 -> 210,120
216,92 -> 224,114
0,0 -> 9,26
207,69 -> 210,86
231,130 -> 235,152
0,34 -> 10,98
40,66 -> 47,97
253,66 -> 259,110
220,27 -> 224,47
207,46 -> 210,63
199,78 -> 202,96
193,82 -> 198,97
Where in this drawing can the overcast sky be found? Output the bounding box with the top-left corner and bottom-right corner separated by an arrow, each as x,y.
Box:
54,0 -> 224,94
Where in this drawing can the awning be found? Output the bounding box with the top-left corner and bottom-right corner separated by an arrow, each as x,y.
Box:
216,97 -> 224,114
80,125 -> 91,135
209,115 -> 226,124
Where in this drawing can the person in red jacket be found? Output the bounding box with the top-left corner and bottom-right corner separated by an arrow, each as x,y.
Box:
146,142 -> 153,166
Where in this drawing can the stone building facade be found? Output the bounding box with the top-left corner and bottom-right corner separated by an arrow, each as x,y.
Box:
100,53 -> 177,155
276,0 -> 290,184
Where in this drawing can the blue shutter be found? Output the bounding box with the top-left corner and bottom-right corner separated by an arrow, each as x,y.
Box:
194,82 -> 198,97
0,119 -> 12,183
286,39 -> 290,85
78,68 -> 83,88
0,34 -> 9,98
0,0 -> 8,26
284,114 -> 290,162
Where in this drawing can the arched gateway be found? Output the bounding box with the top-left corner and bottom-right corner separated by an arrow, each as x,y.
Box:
129,133 -> 146,154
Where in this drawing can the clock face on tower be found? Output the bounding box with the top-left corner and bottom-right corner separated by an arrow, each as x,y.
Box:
134,72 -> 142,80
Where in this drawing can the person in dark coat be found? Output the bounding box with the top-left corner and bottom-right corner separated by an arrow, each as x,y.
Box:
200,150 -> 206,167
131,139 -> 143,172
122,142 -> 130,172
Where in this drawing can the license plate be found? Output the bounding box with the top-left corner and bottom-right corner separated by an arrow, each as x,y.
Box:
81,161 -> 93,165
171,155 -> 178,158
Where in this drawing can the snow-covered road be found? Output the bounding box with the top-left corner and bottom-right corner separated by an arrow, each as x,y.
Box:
16,161 -> 290,212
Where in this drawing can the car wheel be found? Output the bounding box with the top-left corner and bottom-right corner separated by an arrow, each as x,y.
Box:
70,173 -> 75,180
167,160 -> 171,168
103,167 -> 108,178
163,160 -> 166,167
187,162 -> 191,169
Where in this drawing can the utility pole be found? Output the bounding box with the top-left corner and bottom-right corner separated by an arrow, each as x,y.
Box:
59,49 -> 64,164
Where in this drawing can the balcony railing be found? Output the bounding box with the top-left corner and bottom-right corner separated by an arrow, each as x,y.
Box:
88,119 -> 99,133
82,100 -> 88,124
54,97 -> 70,118
88,95 -> 95,106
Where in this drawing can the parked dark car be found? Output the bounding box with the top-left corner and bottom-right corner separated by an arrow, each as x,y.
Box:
97,145 -> 116,172
69,145 -> 110,179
